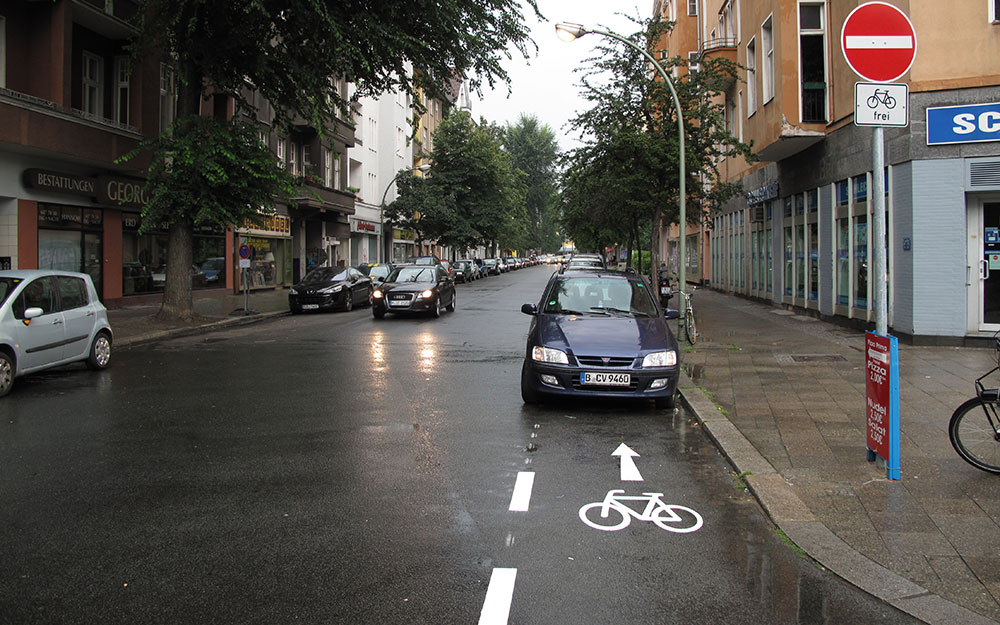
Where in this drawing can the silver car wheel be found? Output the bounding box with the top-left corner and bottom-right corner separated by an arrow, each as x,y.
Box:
0,353 -> 12,397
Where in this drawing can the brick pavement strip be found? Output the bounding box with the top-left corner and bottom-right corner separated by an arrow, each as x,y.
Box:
677,288 -> 1000,625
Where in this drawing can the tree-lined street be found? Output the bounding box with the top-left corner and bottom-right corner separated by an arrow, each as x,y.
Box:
1,268 -> 918,624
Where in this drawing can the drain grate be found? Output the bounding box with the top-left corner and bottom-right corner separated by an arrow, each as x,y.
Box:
774,354 -> 848,364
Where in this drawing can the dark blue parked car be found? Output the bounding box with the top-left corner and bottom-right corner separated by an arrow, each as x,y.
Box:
519,269 -> 680,409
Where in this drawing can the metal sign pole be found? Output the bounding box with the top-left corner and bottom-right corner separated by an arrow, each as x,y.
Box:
872,126 -> 887,336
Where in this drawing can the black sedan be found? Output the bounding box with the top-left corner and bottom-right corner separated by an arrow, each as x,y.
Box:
519,269 -> 680,409
372,264 -> 456,319
288,266 -> 373,313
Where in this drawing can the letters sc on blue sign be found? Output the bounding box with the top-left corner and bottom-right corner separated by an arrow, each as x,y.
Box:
926,102 -> 1000,145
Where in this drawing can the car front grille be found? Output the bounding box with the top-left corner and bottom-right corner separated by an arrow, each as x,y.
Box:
576,355 -> 636,367
388,293 -> 414,305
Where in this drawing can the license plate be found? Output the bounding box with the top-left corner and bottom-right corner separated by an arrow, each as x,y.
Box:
660,287 -> 670,295
302,304 -> 319,310
580,372 -> 631,386
389,299 -> 409,307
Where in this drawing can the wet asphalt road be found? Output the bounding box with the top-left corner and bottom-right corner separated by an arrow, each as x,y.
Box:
0,265 -> 919,625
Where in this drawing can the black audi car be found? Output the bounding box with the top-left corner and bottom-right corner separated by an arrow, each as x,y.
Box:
372,264 -> 456,319
288,266 -> 373,313
520,269 -> 680,409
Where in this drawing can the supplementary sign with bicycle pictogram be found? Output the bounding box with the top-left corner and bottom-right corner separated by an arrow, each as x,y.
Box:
855,83 -> 908,127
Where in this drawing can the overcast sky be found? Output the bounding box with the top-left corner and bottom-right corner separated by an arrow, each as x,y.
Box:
473,1 -> 649,152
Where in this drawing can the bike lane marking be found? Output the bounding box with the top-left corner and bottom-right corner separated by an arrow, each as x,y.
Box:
477,568 -> 517,625
508,472 -> 535,512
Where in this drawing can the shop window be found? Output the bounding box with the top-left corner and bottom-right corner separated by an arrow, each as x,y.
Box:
766,228 -> 773,292
836,218 -> 850,306
783,226 -> 793,297
795,194 -> 805,215
807,188 -> 818,212
122,214 -> 225,295
795,224 -> 805,298
854,216 -> 868,309
82,52 -> 103,117
37,205 -> 103,295
783,197 -> 792,217
808,223 -> 818,301
837,180 -> 848,206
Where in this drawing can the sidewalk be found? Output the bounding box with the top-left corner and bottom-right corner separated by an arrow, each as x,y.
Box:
678,289 -> 1000,625
107,287 -> 291,347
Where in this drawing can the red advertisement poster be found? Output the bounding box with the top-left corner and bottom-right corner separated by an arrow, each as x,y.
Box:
866,333 -> 891,459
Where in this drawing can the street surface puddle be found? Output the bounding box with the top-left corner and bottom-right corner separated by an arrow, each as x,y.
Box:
359,423 -> 419,433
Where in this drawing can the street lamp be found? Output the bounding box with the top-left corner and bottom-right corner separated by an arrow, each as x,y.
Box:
380,164 -> 431,263
555,21 -> 687,326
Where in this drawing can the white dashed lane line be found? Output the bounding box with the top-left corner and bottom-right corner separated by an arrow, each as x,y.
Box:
508,471 -> 535,512
477,568 -> 517,625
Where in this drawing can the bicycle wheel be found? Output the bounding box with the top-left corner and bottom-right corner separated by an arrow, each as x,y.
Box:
867,95 -> 880,108
579,503 -> 630,531
950,397 -> 1000,474
884,95 -> 896,109
651,504 -> 704,533
685,309 -> 698,345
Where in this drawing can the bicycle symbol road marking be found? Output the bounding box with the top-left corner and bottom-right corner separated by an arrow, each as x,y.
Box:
578,489 -> 703,533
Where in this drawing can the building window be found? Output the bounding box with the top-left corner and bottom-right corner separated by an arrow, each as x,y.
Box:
276,138 -> 287,168
799,3 -> 827,123
82,52 -> 103,117
688,0 -> 698,16
288,141 -> 299,175
323,147 -> 333,188
333,153 -> 341,190
0,15 -> 6,89
114,56 -> 130,125
761,17 -> 774,103
746,38 -> 757,116
992,0 -> 1000,23
159,64 -> 176,132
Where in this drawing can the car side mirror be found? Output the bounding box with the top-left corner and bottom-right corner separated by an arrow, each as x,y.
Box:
521,303 -> 537,316
664,308 -> 681,320
24,307 -> 44,320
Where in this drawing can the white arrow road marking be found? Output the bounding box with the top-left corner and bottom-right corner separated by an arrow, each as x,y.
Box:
612,443 -> 643,481
845,35 -> 913,49
478,568 -> 517,625
508,472 -> 535,512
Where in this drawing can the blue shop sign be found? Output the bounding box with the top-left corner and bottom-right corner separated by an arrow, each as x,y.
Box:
927,102 -> 1000,145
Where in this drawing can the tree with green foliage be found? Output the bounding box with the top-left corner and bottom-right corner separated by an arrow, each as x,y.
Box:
388,111 -> 526,258
560,15 -> 753,274
504,115 -> 562,254
126,0 -> 539,320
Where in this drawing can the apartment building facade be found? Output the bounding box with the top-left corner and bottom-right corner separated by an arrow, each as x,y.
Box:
1,0 -> 358,302
658,0 -> 1000,342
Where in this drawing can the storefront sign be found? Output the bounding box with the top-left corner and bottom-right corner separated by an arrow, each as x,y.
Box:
240,214 -> 291,238
393,228 -> 416,241
746,182 -> 779,205
351,219 -> 380,235
866,332 -> 900,480
23,169 -> 96,197
927,102 -> 1000,145
97,175 -> 149,209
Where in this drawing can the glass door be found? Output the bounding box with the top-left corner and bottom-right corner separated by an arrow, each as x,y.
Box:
982,203 -> 1000,328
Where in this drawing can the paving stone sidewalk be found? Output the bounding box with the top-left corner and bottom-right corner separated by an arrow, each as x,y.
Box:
681,288 -> 1000,623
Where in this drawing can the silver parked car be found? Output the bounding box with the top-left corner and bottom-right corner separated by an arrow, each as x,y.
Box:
0,270 -> 113,397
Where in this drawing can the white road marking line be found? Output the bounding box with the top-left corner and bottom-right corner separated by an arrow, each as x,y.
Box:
478,568 -> 517,625
844,35 -> 913,50
508,472 -> 535,512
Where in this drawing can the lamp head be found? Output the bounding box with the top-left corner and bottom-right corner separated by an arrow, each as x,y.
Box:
555,22 -> 588,42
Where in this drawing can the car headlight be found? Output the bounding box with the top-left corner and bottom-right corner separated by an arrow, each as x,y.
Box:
289,287 -> 298,295
532,346 -> 569,365
373,290 -> 383,299
417,289 -> 434,299
641,351 -> 677,368
318,284 -> 343,294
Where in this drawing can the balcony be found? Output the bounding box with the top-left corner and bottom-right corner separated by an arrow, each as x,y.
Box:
698,37 -> 738,90
292,176 -> 356,216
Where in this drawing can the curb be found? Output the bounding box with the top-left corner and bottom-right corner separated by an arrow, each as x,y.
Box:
677,372 -> 998,625
115,310 -> 289,348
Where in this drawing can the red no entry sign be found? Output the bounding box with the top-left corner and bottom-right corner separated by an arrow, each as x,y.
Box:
841,2 -> 916,83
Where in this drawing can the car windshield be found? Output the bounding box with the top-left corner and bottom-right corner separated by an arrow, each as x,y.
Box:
0,278 -> 21,307
388,267 -> 437,283
543,277 -> 658,317
301,267 -> 349,283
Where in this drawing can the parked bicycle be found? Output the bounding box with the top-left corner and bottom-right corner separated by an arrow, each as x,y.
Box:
579,489 -> 703,533
678,288 -> 698,345
949,333 -> 1000,474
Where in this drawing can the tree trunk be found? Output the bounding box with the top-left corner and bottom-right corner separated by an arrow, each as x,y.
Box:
157,217 -> 195,321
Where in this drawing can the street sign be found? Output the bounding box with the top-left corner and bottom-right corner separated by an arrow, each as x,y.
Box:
855,82 -> 908,127
841,2 -> 916,83
238,244 -> 251,259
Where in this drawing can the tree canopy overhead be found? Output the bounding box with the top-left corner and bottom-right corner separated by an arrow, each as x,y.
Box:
126,0 -> 540,319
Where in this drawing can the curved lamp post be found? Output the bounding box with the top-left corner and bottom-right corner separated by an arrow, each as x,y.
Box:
555,22 -> 687,321
380,164 -> 431,263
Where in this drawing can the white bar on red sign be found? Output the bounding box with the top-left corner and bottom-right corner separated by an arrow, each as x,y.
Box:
845,35 -> 913,49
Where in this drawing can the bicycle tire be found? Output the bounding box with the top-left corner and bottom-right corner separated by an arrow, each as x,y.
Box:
867,95 -> 880,108
579,502 -> 630,531
651,504 -> 704,533
685,309 -> 698,345
949,397 -> 1000,474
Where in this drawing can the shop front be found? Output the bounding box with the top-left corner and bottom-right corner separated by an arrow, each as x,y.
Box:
349,218 -> 380,266
236,213 -> 293,291
392,228 -> 417,263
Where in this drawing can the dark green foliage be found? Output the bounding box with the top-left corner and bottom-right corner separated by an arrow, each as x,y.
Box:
504,115 -> 561,253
